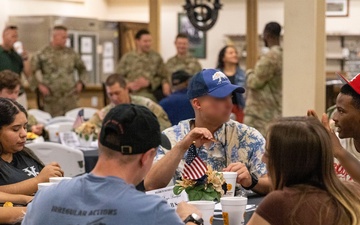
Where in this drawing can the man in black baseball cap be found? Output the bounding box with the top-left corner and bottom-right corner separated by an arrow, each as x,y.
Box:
23,104 -> 202,225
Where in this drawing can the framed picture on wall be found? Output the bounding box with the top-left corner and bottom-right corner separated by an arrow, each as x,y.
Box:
326,0 -> 349,17
178,13 -> 206,59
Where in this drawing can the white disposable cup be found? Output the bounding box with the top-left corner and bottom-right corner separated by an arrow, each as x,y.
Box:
188,201 -> 215,225
49,177 -> 72,183
221,172 -> 237,197
220,197 -> 248,225
13,41 -> 23,55
46,125 -> 60,143
37,182 -> 57,190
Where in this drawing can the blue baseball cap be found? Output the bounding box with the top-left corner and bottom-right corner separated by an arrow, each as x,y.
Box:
187,69 -> 245,99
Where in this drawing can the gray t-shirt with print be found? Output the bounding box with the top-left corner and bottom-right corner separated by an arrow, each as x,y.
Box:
22,173 -> 184,225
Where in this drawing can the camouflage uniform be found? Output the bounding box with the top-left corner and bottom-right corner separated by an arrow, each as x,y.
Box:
165,54 -> 202,76
27,114 -> 38,131
31,46 -> 87,117
88,95 -> 171,131
244,46 -> 283,136
115,50 -> 168,102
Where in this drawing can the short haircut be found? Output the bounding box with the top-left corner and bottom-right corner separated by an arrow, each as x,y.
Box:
264,22 -> 281,38
105,73 -> 127,88
3,25 -> 17,35
0,70 -> 21,91
135,29 -> 150,40
340,84 -> 360,110
53,25 -> 68,32
176,33 -> 188,40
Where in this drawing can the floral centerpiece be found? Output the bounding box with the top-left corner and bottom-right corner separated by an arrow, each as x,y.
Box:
74,122 -> 99,146
172,142 -> 227,201
173,165 -> 227,201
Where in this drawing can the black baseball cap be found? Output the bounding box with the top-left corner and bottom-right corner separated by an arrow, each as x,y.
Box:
99,104 -> 171,154
172,70 -> 191,86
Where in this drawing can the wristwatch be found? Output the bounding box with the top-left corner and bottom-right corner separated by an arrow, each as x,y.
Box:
183,213 -> 204,225
241,173 -> 258,190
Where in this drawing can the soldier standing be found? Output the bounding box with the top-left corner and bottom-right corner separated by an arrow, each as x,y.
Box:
115,29 -> 170,102
0,25 -> 31,108
165,33 -> 202,76
244,22 -> 283,136
31,25 -> 87,117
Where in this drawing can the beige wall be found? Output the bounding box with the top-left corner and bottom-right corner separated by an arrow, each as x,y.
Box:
282,0 -> 325,116
0,0 -> 359,111
1,0 -> 360,68
0,0 -> 281,68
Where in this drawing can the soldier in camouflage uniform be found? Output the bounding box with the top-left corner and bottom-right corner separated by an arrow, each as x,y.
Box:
165,33 -> 202,76
244,22 -> 283,136
31,25 -> 87,117
115,29 -> 170,102
88,74 -> 171,131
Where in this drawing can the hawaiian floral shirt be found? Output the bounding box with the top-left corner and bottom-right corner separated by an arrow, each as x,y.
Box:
155,119 -> 267,185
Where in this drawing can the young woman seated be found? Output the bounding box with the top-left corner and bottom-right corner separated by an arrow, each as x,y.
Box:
248,117 -> 360,225
0,98 -> 63,195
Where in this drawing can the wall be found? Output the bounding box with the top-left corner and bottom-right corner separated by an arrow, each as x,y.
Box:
0,0 -> 108,38
1,0 -> 360,68
326,0 -> 360,34
0,0 -> 284,68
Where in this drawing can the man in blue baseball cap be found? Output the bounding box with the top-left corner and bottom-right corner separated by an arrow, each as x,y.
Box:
146,69 -> 271,195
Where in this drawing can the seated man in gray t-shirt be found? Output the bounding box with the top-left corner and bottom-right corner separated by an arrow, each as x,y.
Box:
22,104 -> 202,225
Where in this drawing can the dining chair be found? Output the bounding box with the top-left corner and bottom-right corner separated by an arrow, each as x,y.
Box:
28,109 -> 52,125
26,142 -> 85,177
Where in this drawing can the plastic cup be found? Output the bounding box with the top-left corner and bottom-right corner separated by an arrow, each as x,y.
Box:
220,196 -> 248,225
37,182 -> 57,190
49,177 -> 72,183
188,201 -> 215,225
13,41 -> 23,55
221,172 -> 237,197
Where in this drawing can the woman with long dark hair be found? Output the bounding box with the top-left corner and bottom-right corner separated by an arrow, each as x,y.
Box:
0,98 -> 63,195
216,46 -> 245,122
248,117 -> 360,225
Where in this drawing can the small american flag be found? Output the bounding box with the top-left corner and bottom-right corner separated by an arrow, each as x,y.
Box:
72,109 -> 84,129
182,143 -> 207,180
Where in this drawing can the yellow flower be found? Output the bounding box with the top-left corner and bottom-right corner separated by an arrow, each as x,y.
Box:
175,178 -> 196,189
74,122 -> 99,140
175,165 -> 227,197
3,202 -> 13,207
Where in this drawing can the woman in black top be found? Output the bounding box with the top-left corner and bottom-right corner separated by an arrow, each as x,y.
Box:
0,98 -> 63,195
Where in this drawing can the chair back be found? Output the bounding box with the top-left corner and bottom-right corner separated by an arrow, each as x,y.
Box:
28,109 -> 52,124
26,142 -> 85,177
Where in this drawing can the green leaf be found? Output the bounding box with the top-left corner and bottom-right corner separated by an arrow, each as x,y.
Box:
187,189 -> 203,201
204,185 -> 215,193
202,192 -> 216,201
173,185 -> 184,195
194,184 -> 205,191
85,134 -> 90,141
